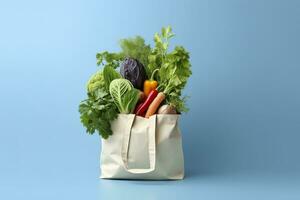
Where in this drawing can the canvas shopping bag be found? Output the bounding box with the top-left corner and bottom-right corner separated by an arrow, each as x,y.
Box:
100,114 -> 184,180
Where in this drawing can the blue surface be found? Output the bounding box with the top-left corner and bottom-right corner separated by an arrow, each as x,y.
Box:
1,0 -> 300,199
1,174 -> 300,199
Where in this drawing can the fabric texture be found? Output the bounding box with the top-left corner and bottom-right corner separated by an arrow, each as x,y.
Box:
100,114 -> 184,180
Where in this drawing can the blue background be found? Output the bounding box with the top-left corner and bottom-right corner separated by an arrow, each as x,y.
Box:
1,0 -> 300,199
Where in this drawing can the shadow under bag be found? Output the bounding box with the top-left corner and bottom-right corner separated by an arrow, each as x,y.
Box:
100,114 -> 184,180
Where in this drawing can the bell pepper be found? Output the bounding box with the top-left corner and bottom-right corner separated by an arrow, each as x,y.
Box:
135,89 -> 158,116
143,69 -> 159,97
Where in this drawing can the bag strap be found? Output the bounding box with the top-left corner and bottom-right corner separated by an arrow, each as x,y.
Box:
121,115 -> 156,174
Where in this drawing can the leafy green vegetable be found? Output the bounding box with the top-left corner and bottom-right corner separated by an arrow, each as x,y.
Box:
150,26 -> 192,113
103,65 -> 121,91
79,89 -> 118,139
109,79 -> 139,114
147,26 -> 175,76
96,51 -> 124,68
120,88 -> 140,114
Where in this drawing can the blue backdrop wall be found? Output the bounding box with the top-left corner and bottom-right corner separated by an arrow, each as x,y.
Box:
1,0 -> 300,184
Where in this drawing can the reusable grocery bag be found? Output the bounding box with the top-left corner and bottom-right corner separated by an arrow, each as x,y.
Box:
100,114 -> 184,180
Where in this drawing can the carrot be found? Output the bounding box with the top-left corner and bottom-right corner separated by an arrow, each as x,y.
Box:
145,92 -> 166,118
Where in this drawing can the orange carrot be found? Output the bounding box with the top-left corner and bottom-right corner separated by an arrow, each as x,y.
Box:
145,92 -> 166,118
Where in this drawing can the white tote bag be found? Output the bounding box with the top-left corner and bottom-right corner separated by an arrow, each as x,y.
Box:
100,114 -> 184,180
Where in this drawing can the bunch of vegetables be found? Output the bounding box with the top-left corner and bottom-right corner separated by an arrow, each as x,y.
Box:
79,26 -> 192,139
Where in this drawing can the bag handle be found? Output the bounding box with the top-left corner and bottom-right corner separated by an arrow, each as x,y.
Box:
121,115 -> 156,174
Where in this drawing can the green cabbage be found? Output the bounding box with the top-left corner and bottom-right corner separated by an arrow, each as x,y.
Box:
109,79 -> 139,114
